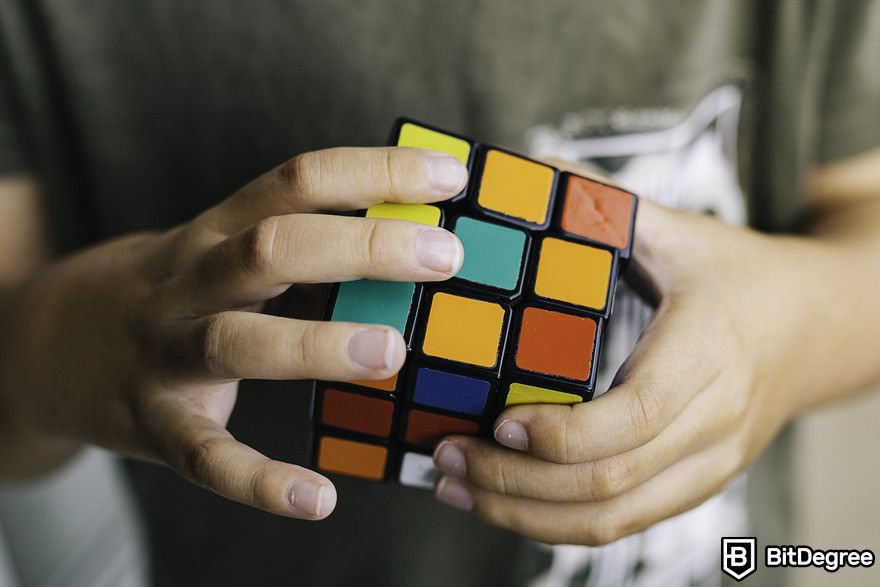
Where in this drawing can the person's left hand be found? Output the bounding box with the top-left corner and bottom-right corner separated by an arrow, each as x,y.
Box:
430,195 -> 855,545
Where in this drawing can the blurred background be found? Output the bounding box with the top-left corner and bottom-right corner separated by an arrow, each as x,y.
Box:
789,388 -> 880,586
0,2 -> 878,586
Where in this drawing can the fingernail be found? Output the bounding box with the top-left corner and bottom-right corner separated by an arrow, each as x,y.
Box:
436,477 -> 473,512
348,329 -> 397,370
494,419 -> 528,451
433,441 -> 466,479
317,484 -> 336,516
416,229 -> 462,273
427,155 -> 467,193
288,481 -> 331,517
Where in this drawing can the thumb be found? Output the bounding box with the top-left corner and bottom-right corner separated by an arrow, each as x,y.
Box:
629,198 -> 723,302
539,157 -> 710,300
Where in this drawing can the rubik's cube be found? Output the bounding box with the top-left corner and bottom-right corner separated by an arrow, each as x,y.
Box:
311,119 -> 637,487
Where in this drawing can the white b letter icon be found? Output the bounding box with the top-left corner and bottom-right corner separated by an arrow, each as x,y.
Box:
722,538 -> 757,581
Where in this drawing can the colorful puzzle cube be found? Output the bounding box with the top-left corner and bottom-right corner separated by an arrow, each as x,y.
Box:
310,119 -> 638,488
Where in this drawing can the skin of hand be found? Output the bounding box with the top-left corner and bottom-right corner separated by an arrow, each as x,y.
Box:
0,146 -> 468,520
431,153 -> 880,545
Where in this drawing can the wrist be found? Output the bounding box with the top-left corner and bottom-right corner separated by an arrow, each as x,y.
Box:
763,236 -> 875,416
0,282 -> 84,479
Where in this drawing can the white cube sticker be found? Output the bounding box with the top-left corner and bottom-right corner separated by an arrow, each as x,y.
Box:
399,452 -> 437,489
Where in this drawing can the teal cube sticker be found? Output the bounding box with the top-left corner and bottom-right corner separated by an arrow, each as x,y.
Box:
331,280 -> 415,333
454,217 -> 526,290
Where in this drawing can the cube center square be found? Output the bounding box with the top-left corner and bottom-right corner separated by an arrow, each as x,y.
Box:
312,118 -> 637,487
422,292 -> 505,368
454,216 -> 526,290
477,149 -> 554,226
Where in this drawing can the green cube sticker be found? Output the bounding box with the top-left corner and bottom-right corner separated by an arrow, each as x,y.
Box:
454,217 -> 526,290
331,280 -> 415,333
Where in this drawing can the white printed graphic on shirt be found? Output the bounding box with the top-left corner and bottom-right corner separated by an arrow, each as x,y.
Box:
524,85 -> 749,587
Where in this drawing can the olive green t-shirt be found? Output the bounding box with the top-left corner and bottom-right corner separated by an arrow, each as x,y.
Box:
0,1 -> 879,586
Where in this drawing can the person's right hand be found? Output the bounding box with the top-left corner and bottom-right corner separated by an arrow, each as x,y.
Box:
0,147 -> 467,519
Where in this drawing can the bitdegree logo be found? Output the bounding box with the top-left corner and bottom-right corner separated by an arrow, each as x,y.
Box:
722,537 -> 876,580
722,538 -> 757,581
766,545 -> 875,573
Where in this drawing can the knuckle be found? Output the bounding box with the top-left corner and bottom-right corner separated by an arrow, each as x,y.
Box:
375,148 -> 401,198
486,458 -> 514,495
247,461 -> 276,511
583,513 -> 622,546
359,219 -> 385,267
199,313 -> 233,376
561,409 -> 590,464
555,415 -> 574,463
183,436 -> 221,485
515,409 -> 569,464
630,383 -> 668,439
589,456 -> 631,500
240,217 -> 279,276
293,321 -> 323,374
278,151 -> 320,196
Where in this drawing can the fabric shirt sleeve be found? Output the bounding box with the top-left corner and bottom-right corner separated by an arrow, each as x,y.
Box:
0,53 -> 28,176
816,2 -> 880,164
